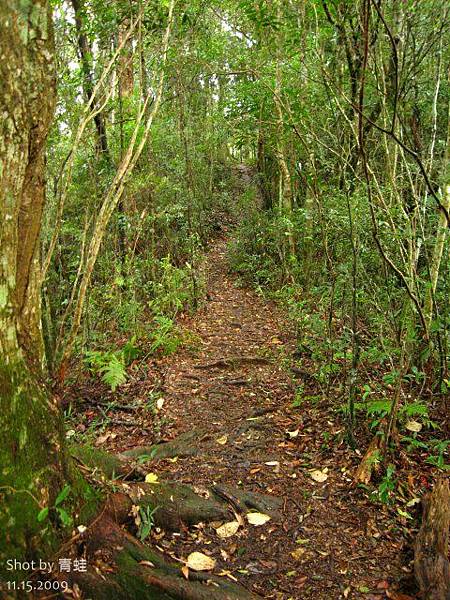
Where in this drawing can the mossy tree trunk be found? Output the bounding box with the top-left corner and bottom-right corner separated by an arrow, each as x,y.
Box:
0,0 -> 87,580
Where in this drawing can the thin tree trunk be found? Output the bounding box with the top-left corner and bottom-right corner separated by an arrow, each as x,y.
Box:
423,83 -> 450,328
57,0 -> 176,374
71,0 -> 110,157
273,6 -> 295,262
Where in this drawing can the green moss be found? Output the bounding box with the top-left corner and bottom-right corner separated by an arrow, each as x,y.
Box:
0,360 -> 100,582
71,444 -> 124,479
114,550 -> 174,600
0,362 -> 58,579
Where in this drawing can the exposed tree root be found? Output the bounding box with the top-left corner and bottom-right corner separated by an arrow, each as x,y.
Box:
63,499 -> 259,599
62,431 -> 283,598
121,429 -> 208,461
71,444 -> 130,479
211,485 -> 282,519
126,482 -> 231,530
194,356 -> 270,369
70,429 -> 207,480
414,477 -> 450,600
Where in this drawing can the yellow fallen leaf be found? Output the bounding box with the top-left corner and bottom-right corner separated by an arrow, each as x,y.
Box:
186,552 -> 216,571
145,473 -> 159,484
310,469 -> 328,482
406,420 -> 422,432
216,521 -> 240,539
216,435 -> 228,445
291,548 -> 306,561
246,512 -> 271,526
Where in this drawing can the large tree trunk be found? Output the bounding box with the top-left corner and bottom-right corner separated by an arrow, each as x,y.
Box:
0,0 -> 84,580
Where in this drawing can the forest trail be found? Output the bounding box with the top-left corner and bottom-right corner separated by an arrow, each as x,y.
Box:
3,1 -> 449,597
103,233 -> 412,599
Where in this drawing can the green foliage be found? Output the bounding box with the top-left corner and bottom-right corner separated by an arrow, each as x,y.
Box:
228,208 -> 304,287
43,0 -> 449,519
425,439 -> 450,471
376,464 -> 396,505
149,256 -> 203,318
37,484 -> 73,528
149,315 -> 182,355
291,385 -> 305,408
138,505 -> 159,542
83,337 -> 140,391
84,350 -> 127,391
348,397 -> 430,431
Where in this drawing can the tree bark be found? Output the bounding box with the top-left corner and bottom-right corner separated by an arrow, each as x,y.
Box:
414,478 -> 450,600
0,0 -> 89,578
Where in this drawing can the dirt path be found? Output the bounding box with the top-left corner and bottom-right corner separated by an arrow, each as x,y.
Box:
115,238 -> 411,600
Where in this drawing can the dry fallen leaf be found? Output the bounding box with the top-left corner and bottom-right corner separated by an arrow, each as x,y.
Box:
310,469 -> 328,482
216,521 -> 240,539
246,512 -> 271,526
181,565 -> 189,579
186,552 -> 216,571
139,560 -> 155,568
156,398 -> 165,411
287,429 -> 299,438
250,467 -> 262,474
95,433 -> 110,446
217,570 -> 238,582
216,435 -> 228,445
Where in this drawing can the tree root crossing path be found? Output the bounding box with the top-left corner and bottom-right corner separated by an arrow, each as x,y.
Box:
67,237 -> 410,600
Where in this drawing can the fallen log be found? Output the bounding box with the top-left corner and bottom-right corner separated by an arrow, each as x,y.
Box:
414,477 -> 450,600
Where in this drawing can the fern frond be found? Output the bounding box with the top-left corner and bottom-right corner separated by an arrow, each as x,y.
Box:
99,354 -> 127,391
